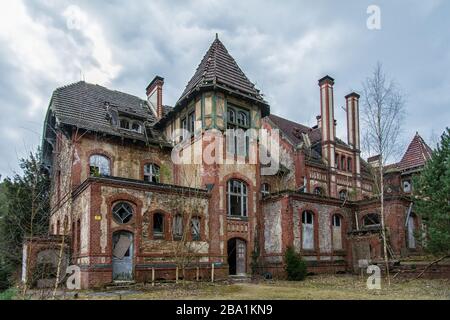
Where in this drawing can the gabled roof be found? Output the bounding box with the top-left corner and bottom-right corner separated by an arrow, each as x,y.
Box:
48,81 -> 168,143
397,132 -> 433,171
178,36 -> 268,107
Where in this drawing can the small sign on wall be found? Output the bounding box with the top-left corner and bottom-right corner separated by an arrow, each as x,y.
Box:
94,215 -> 102,221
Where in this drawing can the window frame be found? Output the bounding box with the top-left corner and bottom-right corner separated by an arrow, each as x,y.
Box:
153,212 -> 165,239
89,154 -> 111,177
226,105 -> 250,157
227,179 -> 248,217
112,202 -> 134,225
143,163 -> 161,183
261,183 -> 270,198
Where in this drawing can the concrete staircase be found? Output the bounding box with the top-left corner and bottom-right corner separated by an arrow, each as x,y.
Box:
228,275 -> 252,283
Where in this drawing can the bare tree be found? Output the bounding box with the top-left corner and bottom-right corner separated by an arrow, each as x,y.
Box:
361,62 -> 405,286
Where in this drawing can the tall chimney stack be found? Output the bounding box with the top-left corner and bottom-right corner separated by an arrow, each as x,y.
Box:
345,92 -> 360,150
146,76 -> 164,119
318,75 -> 336,168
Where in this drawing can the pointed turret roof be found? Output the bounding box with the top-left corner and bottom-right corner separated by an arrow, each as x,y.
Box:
397,132 -> 433,171
177,36 -> 268,108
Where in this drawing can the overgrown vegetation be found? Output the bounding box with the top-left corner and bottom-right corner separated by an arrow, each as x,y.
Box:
413,128 -> 450,256
0,150 -> 50,291
284,246 -> 307,281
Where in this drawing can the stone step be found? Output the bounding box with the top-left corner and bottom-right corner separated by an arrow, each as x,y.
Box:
105,281 -> 136,290
228,275 -> 252,283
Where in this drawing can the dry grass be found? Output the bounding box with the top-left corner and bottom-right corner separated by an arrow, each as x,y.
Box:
75,275 -> 450,300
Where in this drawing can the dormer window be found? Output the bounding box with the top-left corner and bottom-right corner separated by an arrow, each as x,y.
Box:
120,119 -> 130,130
119,117 -> 143,133
131,122 -> 142,133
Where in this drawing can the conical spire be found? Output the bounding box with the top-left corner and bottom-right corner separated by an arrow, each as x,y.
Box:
398,133 -> 433,171
178,36 -> 267,107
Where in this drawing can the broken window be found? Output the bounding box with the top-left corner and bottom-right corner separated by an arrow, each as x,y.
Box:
144,163 -> 160,183
363,213 -> 380,227
153,213 -> 164,239
339,189 -> 347,201
112,202 -> 134,224
131,122 -> 142,133
332,215 -> 343,250
191,216 -> 201,241
403,180 -> 412,193
261,183 -> 270,198
313,187 -> 324,197
89,154 -> 110,176
227,180 -> 248,217
120,118 -> 130,130
173,214 -> 183,241
302,211 -> 314,250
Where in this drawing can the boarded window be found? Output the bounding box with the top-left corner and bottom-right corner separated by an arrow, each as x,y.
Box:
153,213 -> 164,239
302,211 -> 314,250
191,217 -> 201,241
173,215 -> 183,241
332,215 -> 343,250
407,214 -> 416,249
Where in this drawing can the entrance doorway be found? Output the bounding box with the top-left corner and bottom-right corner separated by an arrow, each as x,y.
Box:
227,238 -> 247,275
112,231 -> 134,281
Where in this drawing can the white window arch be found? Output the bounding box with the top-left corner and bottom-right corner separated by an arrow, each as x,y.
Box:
302,211 -> 314,250
89,154 -> 110,176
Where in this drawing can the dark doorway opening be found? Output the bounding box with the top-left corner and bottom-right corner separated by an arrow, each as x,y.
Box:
227,238 -> 246,275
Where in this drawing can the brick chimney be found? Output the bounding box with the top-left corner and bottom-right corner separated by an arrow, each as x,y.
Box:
146,76 -> 164,119
318,75 -> 336,168
345,92 -> 360,150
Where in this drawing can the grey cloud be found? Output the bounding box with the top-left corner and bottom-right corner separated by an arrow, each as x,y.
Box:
0,0 -> 449,178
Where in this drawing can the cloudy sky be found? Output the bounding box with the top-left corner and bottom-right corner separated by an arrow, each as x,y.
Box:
0,0 -> 449,178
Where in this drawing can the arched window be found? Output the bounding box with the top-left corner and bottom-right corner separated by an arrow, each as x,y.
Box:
339,190 -> 347,201
227,179 -> 248,217
144,163 -> 160,183
261,183 -> 270,197
172,214 -> 183,241
153,213 -> 164,239
227,109 -> 235,123
302,211 -> 314,250
112,202 -> 134,224
191,216 -> 201,241
363,213 -> 380,227
314,187 -> 324,197
237,111 -> 249,127
89,154 -> 110,176
332,215 -> 343,250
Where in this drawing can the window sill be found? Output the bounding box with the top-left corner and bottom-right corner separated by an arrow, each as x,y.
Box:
227,215 -> 249,222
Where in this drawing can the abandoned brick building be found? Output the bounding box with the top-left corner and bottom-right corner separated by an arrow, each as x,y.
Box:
31,36 -> 432,288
